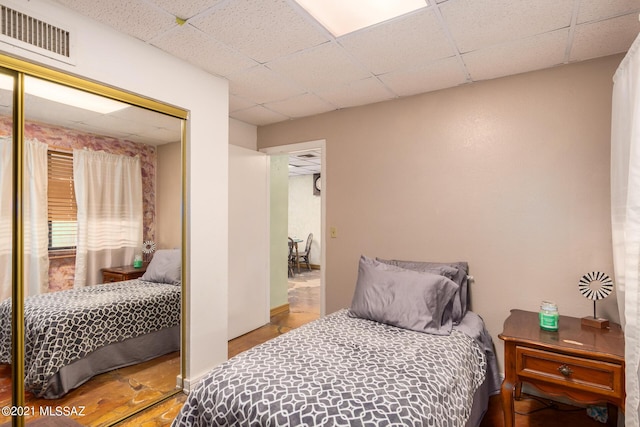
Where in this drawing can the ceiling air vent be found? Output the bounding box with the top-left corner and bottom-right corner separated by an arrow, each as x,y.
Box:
0,4 -> 73,63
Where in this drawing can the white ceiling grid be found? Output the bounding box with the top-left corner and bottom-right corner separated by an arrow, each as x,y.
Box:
48,0 -> 640,127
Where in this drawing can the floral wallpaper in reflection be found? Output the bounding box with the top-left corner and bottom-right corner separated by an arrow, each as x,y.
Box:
0,116 -> 156,292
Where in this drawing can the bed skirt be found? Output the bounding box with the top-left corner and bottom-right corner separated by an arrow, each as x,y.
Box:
43,326 -> 180,399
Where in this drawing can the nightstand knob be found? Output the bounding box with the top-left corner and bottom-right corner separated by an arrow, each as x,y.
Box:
558,364 -> 573,377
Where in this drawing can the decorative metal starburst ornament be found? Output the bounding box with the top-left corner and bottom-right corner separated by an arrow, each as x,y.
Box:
578,271 -> 613,320
142,240 -> 156,254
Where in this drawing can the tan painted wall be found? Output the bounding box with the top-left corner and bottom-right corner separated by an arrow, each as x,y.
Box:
257,54 -> 624,369
157,141 -> 182,249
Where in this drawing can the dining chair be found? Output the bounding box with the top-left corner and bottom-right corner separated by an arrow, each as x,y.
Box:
295,233 -> 313,272
287,237 -> 297,277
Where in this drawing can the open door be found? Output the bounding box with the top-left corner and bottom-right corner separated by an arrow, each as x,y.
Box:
228,145 -> 269,339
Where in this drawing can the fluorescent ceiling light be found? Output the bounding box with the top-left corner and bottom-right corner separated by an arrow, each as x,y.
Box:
25,76 -> 128,114
0,75 -> 128,114
295,0 -> 427,37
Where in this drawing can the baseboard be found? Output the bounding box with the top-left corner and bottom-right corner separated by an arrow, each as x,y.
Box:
270,303 -> 290,317
310,264 -> 320,270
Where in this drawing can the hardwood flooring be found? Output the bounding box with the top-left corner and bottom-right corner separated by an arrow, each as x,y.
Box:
0,351 -> 179,426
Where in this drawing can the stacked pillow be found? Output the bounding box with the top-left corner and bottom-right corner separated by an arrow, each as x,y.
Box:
349,256 -> 462,335
141,249 -> 182,285
377,257 -> 469,325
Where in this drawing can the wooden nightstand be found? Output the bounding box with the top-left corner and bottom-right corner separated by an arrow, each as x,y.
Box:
499,309 -> 625,427
101,262 -> 149,283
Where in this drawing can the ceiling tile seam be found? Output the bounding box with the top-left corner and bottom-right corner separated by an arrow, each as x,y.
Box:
228,63 -> 308,98
179,0 -> 235,24
458,27 -> 572,57
328,38 -> 397,87
577,8 -> 640,25
261,39 -> 334,69
334,5 -> 433,40
153,22 -> 262,78
132,0 -> 183,42
429,0 -> 471,83
260,44 -> 376,96
261,92 -> 340,118
563,0 -> 581,64
179,25 -> 263,71
371,53 -> 459,78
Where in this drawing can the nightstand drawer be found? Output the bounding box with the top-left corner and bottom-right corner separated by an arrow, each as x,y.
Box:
101,263 -> 149,284
516,346 -> 623,398
102,272 -> 124,283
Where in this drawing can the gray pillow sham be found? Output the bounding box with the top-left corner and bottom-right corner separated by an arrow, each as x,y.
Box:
350,256 -> 459,335
377,258 -> 469,325
141,249 -> 181,285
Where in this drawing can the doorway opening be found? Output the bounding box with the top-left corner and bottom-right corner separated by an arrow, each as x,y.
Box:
287,148 -> 322,317
261,139 -> 326,321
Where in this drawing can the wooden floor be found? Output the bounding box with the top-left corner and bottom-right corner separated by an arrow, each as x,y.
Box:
0,351 -> 180,426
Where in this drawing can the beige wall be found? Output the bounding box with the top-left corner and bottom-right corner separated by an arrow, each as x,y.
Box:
157,141 -> 182,249
230,117 -> 258,150
258,54 -> 624,369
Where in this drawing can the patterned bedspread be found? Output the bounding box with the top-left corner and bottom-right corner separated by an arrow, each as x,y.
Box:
0,280 -> 180,397
173,309 -> 488,427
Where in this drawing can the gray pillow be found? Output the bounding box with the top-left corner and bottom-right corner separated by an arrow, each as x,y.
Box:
350,256 -> 459,335
141,249 -> 181,285
377,258 -> 469,324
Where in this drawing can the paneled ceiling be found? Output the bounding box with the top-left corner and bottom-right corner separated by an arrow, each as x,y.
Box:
51,0 -> 640,127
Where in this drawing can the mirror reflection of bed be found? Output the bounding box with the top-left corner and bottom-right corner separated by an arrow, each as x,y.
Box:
0,75 -> 183,425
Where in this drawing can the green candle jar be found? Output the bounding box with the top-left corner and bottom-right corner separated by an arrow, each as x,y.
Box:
133,254 -> 143,268
539,301 -> 559,331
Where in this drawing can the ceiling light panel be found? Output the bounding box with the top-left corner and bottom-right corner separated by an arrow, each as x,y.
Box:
294,0 -> 428,37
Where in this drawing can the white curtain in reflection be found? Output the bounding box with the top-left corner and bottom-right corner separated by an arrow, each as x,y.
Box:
73,149 -> 142,287
24,138 -> 49,296
0,137 -> 11,301
0,138 -> 49,300
611,33 -> 640,426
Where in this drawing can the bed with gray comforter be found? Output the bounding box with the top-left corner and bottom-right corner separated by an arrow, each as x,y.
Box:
0,279 -> 180,398
173,309 -> 500,427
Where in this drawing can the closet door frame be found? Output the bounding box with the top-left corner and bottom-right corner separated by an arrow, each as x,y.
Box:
0,53 -> 189,427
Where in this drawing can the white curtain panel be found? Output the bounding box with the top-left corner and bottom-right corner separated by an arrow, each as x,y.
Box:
0,137 -> 11,301
0,138 -> 49,300
23,139 -> 49,296
611,33 -> 640,426
73,149 -> 143,287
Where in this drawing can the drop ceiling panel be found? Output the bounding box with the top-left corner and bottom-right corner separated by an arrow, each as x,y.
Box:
289,149 -> 322,176
147,0 -> 224,20
231,105 -> 289,126
570,14 -> 640,62
339,9 -> 455,75
266,42 -> 372,90
152,25 -> 258,77
54,0 -> 176,41
38,0 -> 640,127
189,0 -> 329,63
463,29 -> 569,82
230,94 -> 258,113
440,0 -> 575,53
378,57 -> 467,97
265,93 -> 336,118
228,65 -> 305,104
577,0 -> 640,24
314,77 -> 395,108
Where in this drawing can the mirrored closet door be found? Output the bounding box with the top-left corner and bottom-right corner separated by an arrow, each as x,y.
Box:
0,59 -> 186,427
